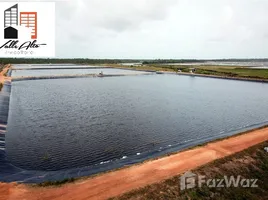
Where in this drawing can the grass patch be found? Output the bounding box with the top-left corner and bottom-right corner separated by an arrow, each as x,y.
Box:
107,64 -> 181,72
111,141 -> 268,200
195,67 -> 268,79
109,64 -> 268,80
37,178 -> 76,187
175,65 -> 268,79
3,70 -> 8,77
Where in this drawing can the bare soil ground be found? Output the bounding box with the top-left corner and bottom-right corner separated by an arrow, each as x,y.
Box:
113,140 -> 268,200
0,64 -> 11,88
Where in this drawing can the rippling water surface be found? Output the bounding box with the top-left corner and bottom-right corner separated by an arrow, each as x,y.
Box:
6,75 -> 268,171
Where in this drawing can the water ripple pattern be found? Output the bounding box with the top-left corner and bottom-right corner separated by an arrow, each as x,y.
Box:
2,71 -> 268,183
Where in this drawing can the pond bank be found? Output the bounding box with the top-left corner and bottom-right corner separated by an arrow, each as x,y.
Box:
176,72 -> 268,83
12,72 -> 155,81
1,126 -> 268,200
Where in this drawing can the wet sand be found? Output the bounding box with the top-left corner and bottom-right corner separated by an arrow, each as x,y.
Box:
0,126 -> 268,200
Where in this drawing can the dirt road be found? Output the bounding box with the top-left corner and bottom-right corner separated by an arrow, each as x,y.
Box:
0,64 -> 11,86
1,127 -> 268,200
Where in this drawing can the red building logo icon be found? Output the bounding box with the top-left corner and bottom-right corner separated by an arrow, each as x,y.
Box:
20,12 -> 37,39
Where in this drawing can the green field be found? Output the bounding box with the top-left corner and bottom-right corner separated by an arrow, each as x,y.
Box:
113,64 -> 268,80
193,66 -> 268,79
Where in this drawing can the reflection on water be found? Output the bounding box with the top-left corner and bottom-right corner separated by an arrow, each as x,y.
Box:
6,75 -> 268,171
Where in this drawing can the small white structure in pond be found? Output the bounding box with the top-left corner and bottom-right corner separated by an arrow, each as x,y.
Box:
264,147 -> 268,152
190,68 -> 196,74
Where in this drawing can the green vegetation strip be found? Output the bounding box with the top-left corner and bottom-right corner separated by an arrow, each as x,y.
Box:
37,178 -> 76,187
111,64 -> 268,80
194,67 -> 268,80
111,141 -> 268,200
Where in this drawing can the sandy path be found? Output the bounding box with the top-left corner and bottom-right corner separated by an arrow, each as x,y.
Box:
0,65 -> 11,85
1,127 -> 268,200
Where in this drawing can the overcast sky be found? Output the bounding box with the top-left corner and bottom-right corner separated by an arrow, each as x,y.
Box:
55,0 -> 267,58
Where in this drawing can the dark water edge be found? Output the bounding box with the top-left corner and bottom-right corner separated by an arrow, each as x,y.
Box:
1,116 -> 268,183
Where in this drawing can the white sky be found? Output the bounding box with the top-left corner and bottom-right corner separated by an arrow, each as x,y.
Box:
13,0 -> 268,59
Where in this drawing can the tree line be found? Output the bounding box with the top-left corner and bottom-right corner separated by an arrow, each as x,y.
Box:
0,58 -> 267,65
